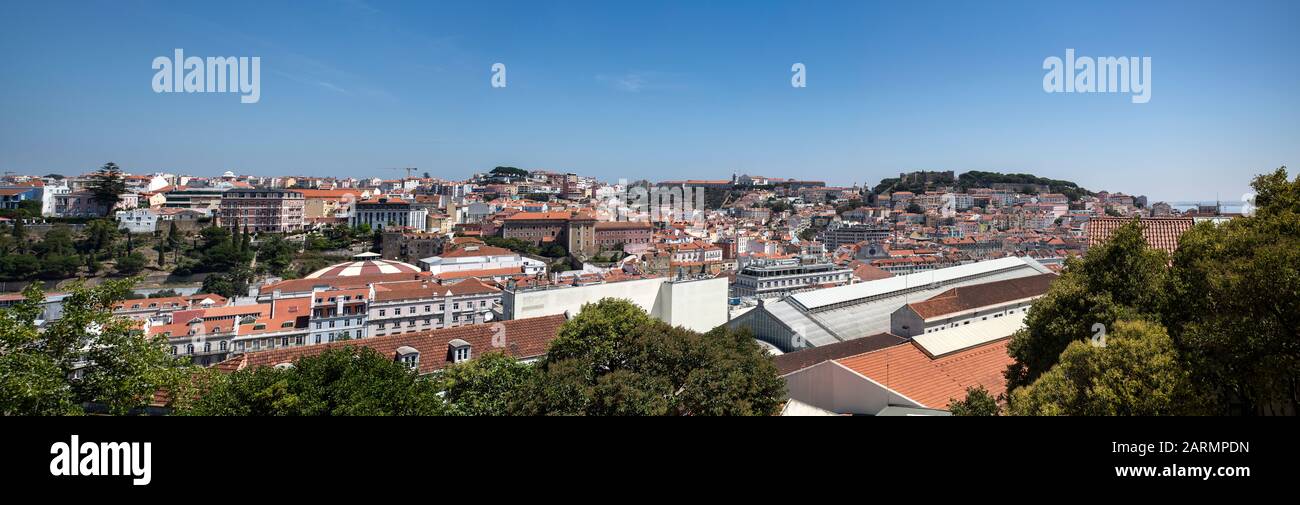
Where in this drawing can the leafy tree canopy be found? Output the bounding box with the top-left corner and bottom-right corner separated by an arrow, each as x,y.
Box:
513,299 -> 786,416
174,347 -> 447,416
1009,319 -> 1209,416
0,279 -> 188,415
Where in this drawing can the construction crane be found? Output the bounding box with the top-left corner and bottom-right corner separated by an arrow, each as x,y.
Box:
377,167 -> 418,180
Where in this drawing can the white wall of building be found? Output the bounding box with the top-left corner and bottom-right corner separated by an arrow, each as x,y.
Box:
116,208 -> 159,234
783,361 -> 924,415
657,276 -> 728,332
504,276 -> 727,333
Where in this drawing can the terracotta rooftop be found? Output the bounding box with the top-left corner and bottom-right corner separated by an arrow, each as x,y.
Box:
848,261 -> 894,282
835,338 -> 1014,409
1086,216 -> 1194,255
439,244 -> 515,258
595,221 -> 654,230
259,271 -> 430,296
213,314 -> 567,374
504,210 -> 595,221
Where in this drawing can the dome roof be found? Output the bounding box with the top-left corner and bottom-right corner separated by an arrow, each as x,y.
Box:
305,253 -> 421,279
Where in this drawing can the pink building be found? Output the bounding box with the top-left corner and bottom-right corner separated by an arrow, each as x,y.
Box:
219,189 -> 305,233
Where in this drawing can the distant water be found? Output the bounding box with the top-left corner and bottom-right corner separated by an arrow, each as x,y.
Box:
1168,201 -> 1248,213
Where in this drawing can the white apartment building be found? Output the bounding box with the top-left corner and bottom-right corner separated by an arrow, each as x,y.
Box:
418,244 -> 547,277
367,278 -> 502,337
116,208 -> 161,234
733,258 -> 854,298
308,287 -> 371,345
350,197 -> 428,231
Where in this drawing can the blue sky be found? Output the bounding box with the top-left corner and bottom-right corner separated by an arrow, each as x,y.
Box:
1,0 -> 1296,202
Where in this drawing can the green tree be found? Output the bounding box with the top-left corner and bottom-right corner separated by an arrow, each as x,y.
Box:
201,267 -> 252,299
1004,219 -> 1166,389
192,226 -> 252,272
115,252 -> 147,276
255,235 -> 297,277
437,353 -> 536,416
1164,167 -> 1300,414
175,347 -> 447,416
38,254 -> 82,280
79,219 -> 119,255
35,225 -> 78,257
948,385 -> 1000,416
9,216 -> 25,252
0,254 -> 40,280
542,243 -> 568,258
1008,320 -> 1209,416
513,299 -> 785,416
88,162 -> 127,216
0,279 -> 188,415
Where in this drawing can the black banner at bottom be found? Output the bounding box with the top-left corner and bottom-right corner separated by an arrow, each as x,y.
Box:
1,415 -> 1289,495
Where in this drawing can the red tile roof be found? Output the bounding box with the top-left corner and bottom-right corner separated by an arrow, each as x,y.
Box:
1086,217 -> 1194,254
214,314 -> 567,374
433,267 -> 524,281
439,244 -> 515,258
259,271 -> 430,295
505,211 -> 573,221
848,261 -> 894,282
835,338 -> 1013,409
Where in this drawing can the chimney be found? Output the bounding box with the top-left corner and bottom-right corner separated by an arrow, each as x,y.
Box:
271,289 -> 281,315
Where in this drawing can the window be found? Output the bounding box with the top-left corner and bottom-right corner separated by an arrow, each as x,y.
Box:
394,307 -> 402,315
379,309 -> 386,316
396,347 -> 420,370
425,305 -> 431,312
220,341 -> 227,351
186,344 -> 194,354
296,336 -> 304,345
453,346 -> 470,363
379,323 -> 386,329
314,335 -> 321,344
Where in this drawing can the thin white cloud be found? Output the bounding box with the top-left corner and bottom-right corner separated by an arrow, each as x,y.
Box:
316,81 -> 348,94
596,71 -> 686,93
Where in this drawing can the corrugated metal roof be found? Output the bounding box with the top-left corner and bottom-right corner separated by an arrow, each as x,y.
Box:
912,311 -> 1026,358
790,257 -> 1051,311
744,257 -> 1051,352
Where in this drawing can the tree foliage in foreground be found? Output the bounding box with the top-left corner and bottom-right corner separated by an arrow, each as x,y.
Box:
1009,320 -> 1209,416
1005,219 -> 1167,390
1006,167 -> 1300,415
173,347 -> 446,416
948,385 -> 1000,416
1164,167 -> 1300,415
178,298 -> 785,416
0,278 -> 188,415
513,298 -> 786,416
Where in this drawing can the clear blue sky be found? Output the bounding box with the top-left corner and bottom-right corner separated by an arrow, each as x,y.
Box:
1,0 -> 1296,202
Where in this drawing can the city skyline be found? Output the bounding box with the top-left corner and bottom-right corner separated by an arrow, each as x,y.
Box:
2,0 -> 1297,203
